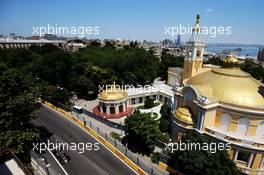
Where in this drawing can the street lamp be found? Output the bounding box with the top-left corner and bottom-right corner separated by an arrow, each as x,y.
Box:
120,121 -> 123,136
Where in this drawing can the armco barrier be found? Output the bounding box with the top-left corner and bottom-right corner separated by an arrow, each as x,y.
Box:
42,101 -> 148,175
158,162 -> 183,175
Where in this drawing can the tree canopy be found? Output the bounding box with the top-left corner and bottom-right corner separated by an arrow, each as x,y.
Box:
124,111 -> 162,155
167,130 -> 242,175
0,68 -> 40,154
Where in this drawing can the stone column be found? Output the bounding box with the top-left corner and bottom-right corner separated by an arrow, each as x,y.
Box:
234,150 -> 239,161
106,105 -> 110,115
191,47 -> 197,60
115,105 -> 118,114
197,108 -> 206,130
122,103 -> 125,112
251,153 -> 263,170
247,153 -> 254,168
246,120 -> 258,136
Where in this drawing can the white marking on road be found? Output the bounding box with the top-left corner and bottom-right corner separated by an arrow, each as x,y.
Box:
42,105 -> 140,175
47,147 -> 69,175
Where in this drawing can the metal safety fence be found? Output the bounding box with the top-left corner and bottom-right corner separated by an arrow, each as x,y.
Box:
70,111 -> 167,175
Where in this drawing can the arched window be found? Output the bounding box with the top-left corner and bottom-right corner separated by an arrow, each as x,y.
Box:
237,118 -> 249,136
182,87 -> 198,101
220,113 -> 231,131
256,121 -> 264,139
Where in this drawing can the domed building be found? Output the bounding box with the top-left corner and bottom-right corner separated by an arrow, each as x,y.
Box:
92,82 -> 174,119
93,86 -> 133,119
224,55 -> 241,64
169,15 -> 264,175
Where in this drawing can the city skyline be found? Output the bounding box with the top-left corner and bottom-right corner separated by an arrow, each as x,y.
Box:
0,0 -> 264,44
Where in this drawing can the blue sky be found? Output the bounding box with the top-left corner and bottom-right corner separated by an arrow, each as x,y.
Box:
0,0 -> 264,44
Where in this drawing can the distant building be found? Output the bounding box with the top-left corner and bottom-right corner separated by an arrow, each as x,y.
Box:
0,37 -> 65,49
257,48 -> 264,62
167,67 -> 183,86
175,34 -> 182,47
162,39 -> 174,48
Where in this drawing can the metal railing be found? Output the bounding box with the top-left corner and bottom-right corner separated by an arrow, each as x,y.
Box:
30,150 -> 55,175
70,111 -> 167,175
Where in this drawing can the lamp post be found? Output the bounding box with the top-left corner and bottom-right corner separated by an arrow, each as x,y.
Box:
120,121 -> 123,137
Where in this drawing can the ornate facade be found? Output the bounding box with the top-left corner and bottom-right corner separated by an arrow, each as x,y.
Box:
169,15 -> 264,175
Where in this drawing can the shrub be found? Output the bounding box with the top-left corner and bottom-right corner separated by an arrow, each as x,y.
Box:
110,132 -> 122,142
144,97 -> 154,109
159,118 -> 169,132
151,152 -> 160,163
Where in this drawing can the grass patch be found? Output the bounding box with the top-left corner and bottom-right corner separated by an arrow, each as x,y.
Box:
109,131 -> 122,142
137,102 -> 160,109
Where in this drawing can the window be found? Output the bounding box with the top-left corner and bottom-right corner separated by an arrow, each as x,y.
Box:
237,118 -> 249,136
102,106 -> 106,113
188,49 -> 192,56
159,95 -> 163,102
139,97 -> 143,103
237,150 -> 250,163
196,50 -> 201,57
110,107 -> 115,114
256,121 -> 264,139
119,105 -> 123,113
220,113 -> 231,131
131,98 -> 136,105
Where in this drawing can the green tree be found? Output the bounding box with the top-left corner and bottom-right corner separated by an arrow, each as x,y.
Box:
124,111 -> 162,155
159,54 -> 184,81
32,50 -> 72,87
204,56 -> 224,66
168,130 -> 242,175
144,97 -> 154,109
0,69 -> 40,153
160,103 -> 171,119
241,59 -> 264,80
159,118 -> 169,133
44,85 -> 71,106
159,103 -> 171,133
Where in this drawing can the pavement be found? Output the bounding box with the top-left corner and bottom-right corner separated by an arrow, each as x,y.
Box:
33,105 -> 137,175
139,104 -> 163,120
71,108 -> 168,175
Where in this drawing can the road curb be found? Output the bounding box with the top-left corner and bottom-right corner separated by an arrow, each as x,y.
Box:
42,101 -> 148,175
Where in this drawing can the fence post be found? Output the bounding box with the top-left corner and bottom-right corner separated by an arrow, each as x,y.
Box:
125,148 -> 127,156
105,133 -> 107,140
114,140 -> 116,148
89,121 -> 92,128
97,126 -> 99,134
136,156 -> 139,165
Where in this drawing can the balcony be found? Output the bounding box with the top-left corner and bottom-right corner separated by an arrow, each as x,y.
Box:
204,126 -> 264,150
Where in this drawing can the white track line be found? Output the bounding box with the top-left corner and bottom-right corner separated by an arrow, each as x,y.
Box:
47,147 -> 69,175
43,104 -> 141,175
